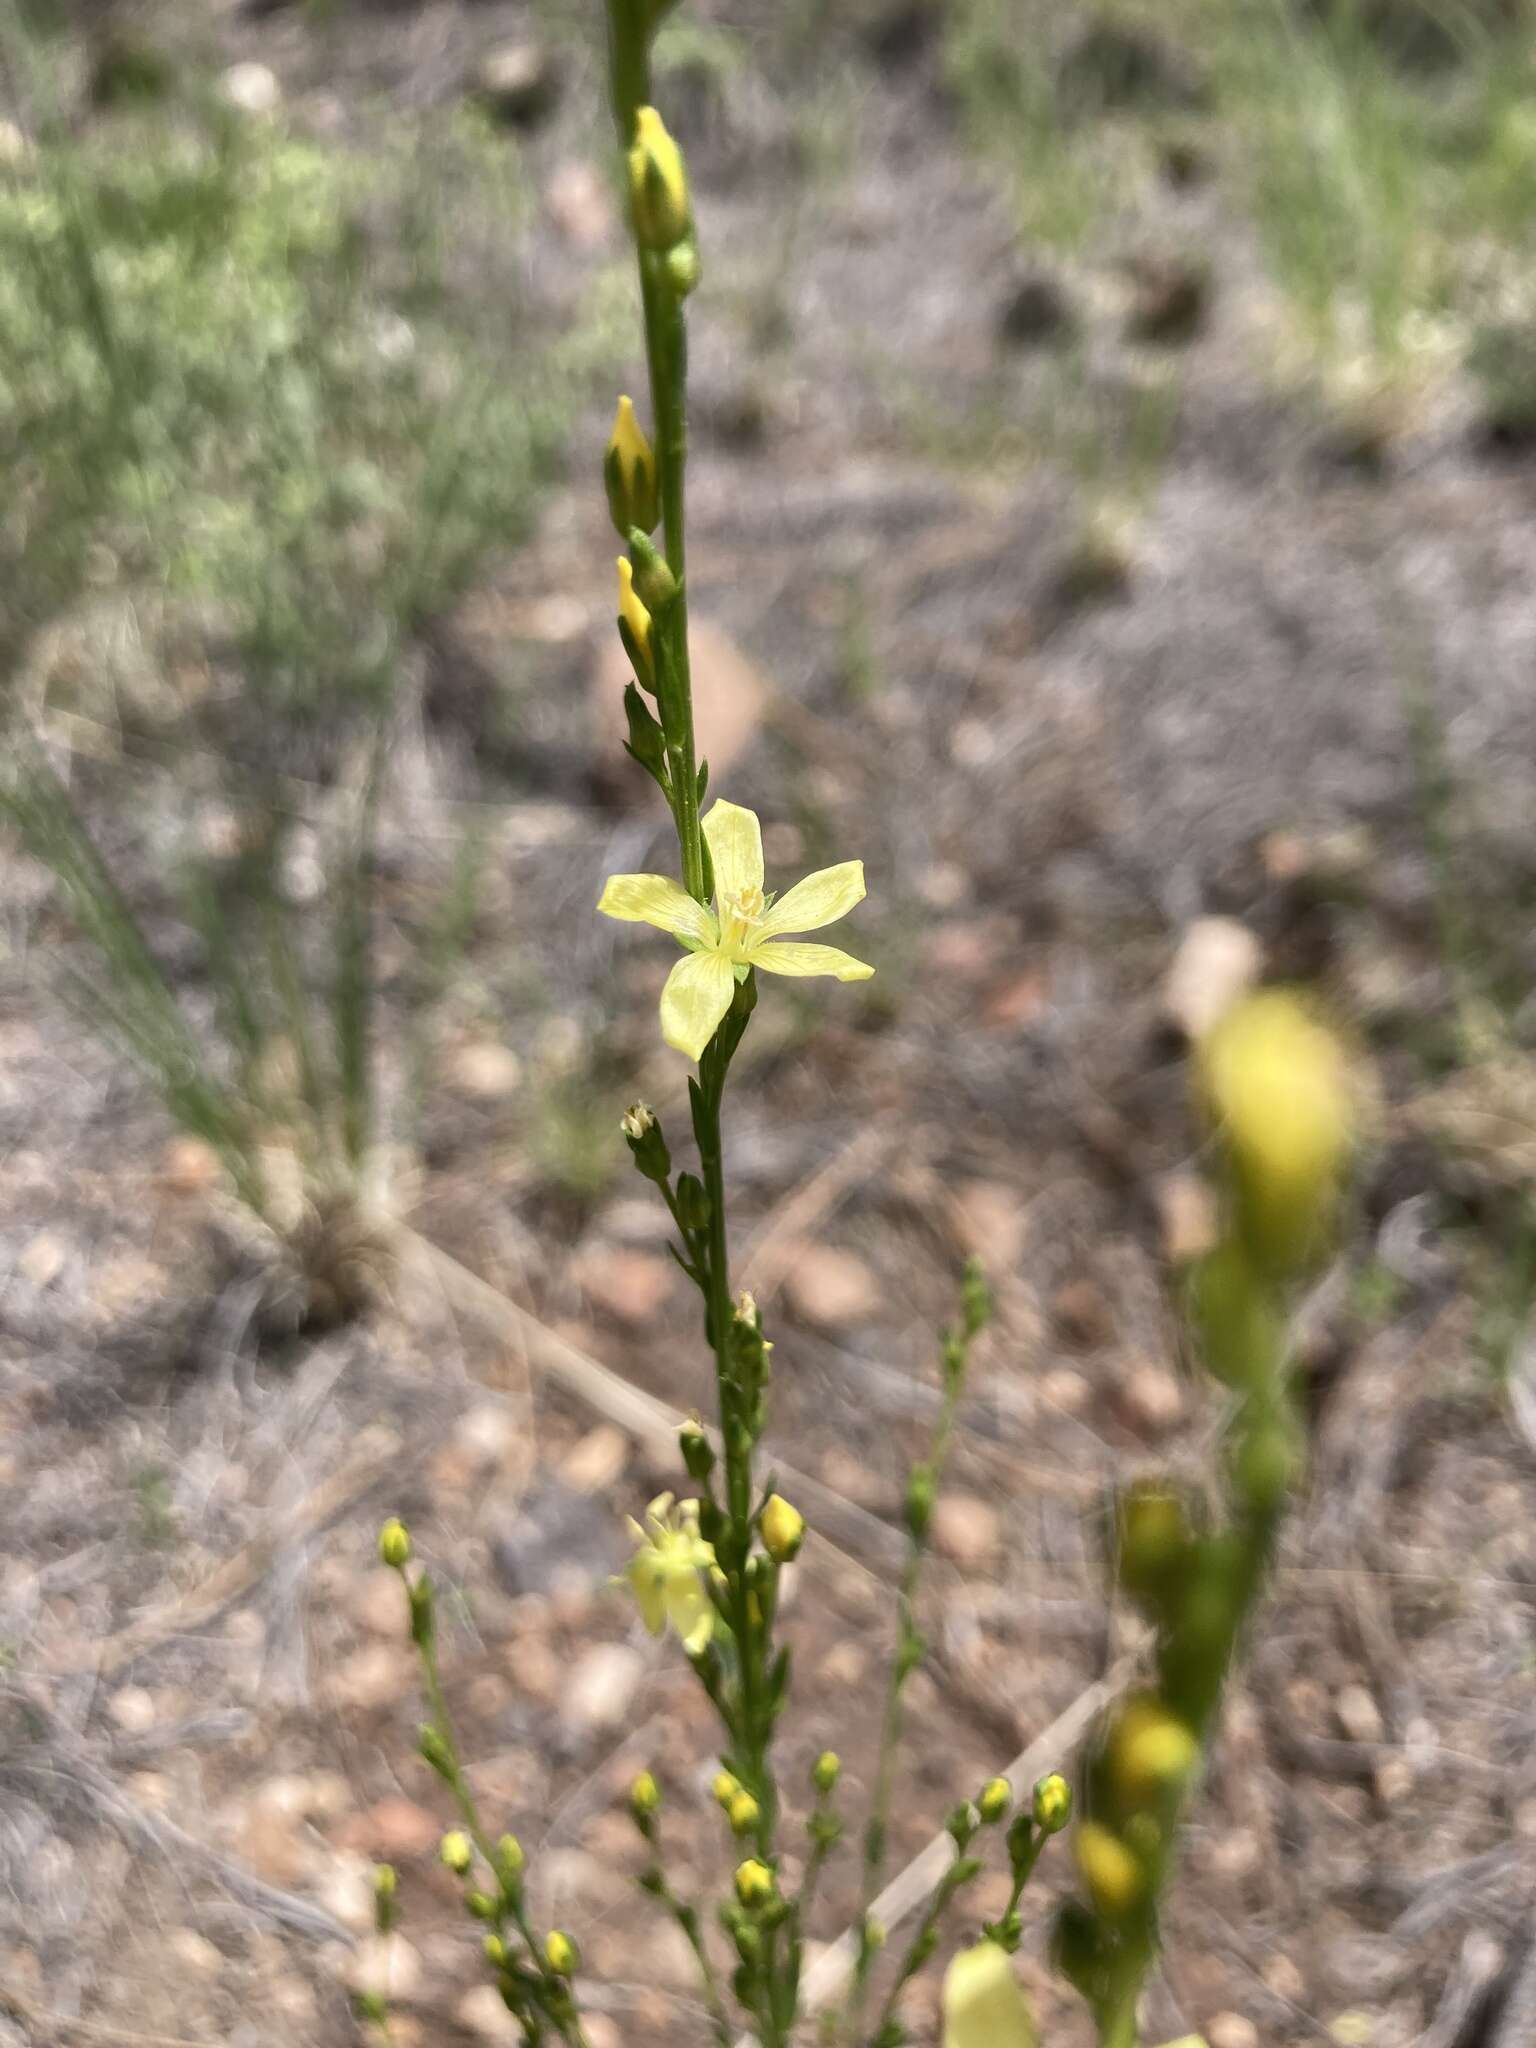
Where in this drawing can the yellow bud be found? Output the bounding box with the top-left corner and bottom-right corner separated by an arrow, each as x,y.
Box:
1032,1772 -> 1073,1833
604,395 -> 660,539
727,1789 -> 761,1835
483,1935 -> 508,1968
617,556 -> 654,690
978,1776 -> 1012,1823
1201,992 -> 1350,1273
734,1857 -> 775,1908
759,1493 -> 805,1564
1076,1821 -> 1145,1919
713,1770 -> 742,1810
440,1830 -> 473,1875
630,1770 -> 661,1818
373,1864 -> 397,1901
1109,1699 -> 1200,1807
545,1930 -> 579,1976
627,105 -> 691,252
378,1518 -> 411,1568
942,1939 -> 1038,2048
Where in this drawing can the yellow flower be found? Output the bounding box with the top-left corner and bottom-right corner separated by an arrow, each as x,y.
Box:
627,105 -> 691,251
622,1493 -> 716,1654
598,799 -> 874,1061
1108,1698 -> 1200,1807
942,1940 -> 1037,2048
1076,1821 -> 1145,1919
605,395 -> 659,538
617,557 -> 653,690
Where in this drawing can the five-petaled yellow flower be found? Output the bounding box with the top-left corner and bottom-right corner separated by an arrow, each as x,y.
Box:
598,799 -> 873,1061
623,1493 -> 717,1654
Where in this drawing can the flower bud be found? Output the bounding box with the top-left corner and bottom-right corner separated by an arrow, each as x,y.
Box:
483,1935 -> 508,1968
545,1930 -> 579,1976
812,1750 -> 841,1794
617,557 -> 654,692
759,1493 -> 805,1564
1201,991 -> 1350,1275
630,1770 -> 661,1820
627,106 -> 691,252
679,1416 -> 715,1482
728,1789 -> 761,1835
496,1835 -> 525,1885
627,529 -> 678,613
1075,1822 -> 1144,1919
978,1776 -> 1012,1823
1032,1773 -> 1073,1834
665,238 -> 701,297
440,1830 -> 473,1875
861,1916 -> 886,1954
418,1725 -> 453,1779
378,1518 -> 412,1569
905,1462 -> 935,1541
1108,1700 -> 1199,1807
604,395 -> 659,538
373,1863 -> 397,1932
622,1100 -> 671,1183
465,1891 -> 498,1920
734,1857 -> 775,1908
713,1770 -> 742,1809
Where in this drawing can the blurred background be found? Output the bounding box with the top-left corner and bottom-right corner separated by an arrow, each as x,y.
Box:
3,1 -> 1536,2043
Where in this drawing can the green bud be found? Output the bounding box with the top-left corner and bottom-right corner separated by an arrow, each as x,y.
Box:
978,1776 -> 1012,1823
372,1863 -> 397,1932
1032,1772 -> 1073,1833
483,1935 -> 508,1968
408,1574 -> 434,1649
905,1463 -> 935,1541
465,1890 -> 498,1921
1191,1240 -> 1281,1391
812,1750 -> 841,1794
1117,1483 -> 1194,1608
627,528 -> 679,613
418,1725 -> 454,1780
378,1518 -> 412,1569
679,1416 -> 715,1482
961,1259 -> 992,1340
665,238 -> 701,297
496,1835 -> 525,1887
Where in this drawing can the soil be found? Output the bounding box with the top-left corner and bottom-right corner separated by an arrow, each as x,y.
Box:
4,4 -> 1536,2047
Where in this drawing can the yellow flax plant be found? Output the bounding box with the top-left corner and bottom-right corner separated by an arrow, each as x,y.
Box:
1053,992 -> 1353,2048
371,6 -> 1078,2045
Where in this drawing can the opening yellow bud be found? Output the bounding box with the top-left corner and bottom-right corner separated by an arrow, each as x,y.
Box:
545,1930 -> 579,1976
604,394 -> 659,538
440,1830 -> 473,1875
978,1776 -> 1012,1822
1109,1699 -> 1200,1806
734,1857 -> 775,1908
1076,1821 -> 1145,1918
617,557 -> 654,689
759,1493 -> 805,1563
627,105 -> 691,251
728,1789 -> 761,1835
713,1769 -> 742,1809
378,1518 -> 412,1569
1032,1772 -> 1073,1833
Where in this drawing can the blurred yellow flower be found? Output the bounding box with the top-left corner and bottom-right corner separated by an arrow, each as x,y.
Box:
622,1492 -> 716,1653
598,799 -> 873,1060
942,1940 -> 1036,2048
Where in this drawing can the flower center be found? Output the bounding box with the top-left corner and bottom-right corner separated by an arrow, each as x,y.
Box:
718,884 -> 765,956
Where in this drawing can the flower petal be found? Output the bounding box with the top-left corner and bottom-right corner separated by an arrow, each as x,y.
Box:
665,1572 -> 714,1656
659,947 -> 737,1060
598,874 -> 717,947
625,1555 -> 667,1636
702,800 -> 764,904
750,940 -> 874,982
757,860 -> 865,938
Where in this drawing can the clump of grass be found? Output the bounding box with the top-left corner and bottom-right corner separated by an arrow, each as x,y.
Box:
0,59 -> 615,1316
